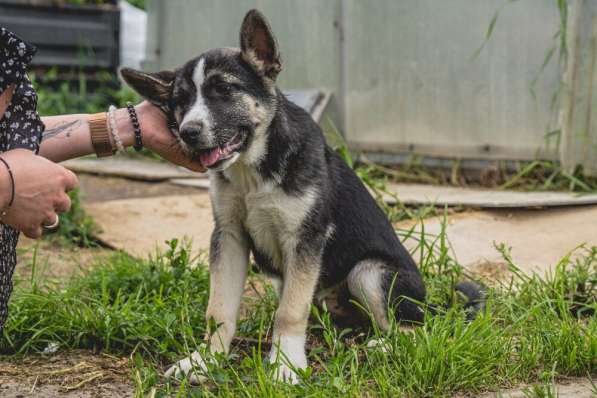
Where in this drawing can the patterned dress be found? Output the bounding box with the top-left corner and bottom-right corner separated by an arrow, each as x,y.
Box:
0,27 -> 45,332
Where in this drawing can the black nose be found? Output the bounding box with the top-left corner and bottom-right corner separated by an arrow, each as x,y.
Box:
179,121 -> 203,146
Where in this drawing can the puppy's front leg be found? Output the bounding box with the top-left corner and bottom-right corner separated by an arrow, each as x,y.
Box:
269,254 -> 320,384
166,226 -> 249,383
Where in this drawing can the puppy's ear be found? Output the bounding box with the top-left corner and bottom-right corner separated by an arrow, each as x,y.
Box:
120,67 -> 174,106
239,9 -> 282,80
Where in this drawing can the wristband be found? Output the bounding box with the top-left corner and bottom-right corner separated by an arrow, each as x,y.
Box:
88,112 -> 115,157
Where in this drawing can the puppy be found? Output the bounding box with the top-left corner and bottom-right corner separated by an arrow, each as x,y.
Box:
121,9 -> 481,384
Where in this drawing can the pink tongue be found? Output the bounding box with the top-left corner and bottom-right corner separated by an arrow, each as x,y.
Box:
200,148 -> 222,167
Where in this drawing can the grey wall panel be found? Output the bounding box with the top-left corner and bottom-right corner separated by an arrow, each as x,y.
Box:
560,0 -> 597,176
145,0 -> 342,127
343,0 -> 562,160
147,0 -> 565,162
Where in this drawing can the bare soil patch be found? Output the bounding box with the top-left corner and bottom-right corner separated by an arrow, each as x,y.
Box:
480,377 -> 596,397
0,350 -> 134,398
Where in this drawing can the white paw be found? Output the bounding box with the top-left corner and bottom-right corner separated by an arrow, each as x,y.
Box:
367,337 -> 392,353
164,350 -> 210,384
272,362 -> 301,384
268,335 -> 307,384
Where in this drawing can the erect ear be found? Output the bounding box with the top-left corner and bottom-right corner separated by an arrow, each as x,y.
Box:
239,9 -> 282,80
120,67 -> 175,107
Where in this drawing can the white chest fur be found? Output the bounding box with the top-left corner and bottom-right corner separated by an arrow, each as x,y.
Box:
210,165 -> 317,271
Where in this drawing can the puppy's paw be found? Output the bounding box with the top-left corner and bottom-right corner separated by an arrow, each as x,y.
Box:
268,336 -> 307,385
164,350 -> 210,384
366,337 -> 392,353
271,362 -> 301,385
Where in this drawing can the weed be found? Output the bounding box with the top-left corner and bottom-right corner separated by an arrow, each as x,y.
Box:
498,161 -> 597,192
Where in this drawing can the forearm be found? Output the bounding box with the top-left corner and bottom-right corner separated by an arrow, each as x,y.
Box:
39,109 -> 135,163
37,102 -> 204,172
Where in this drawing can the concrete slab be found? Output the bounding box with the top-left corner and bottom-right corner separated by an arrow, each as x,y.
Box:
383,183 -> 597,208
62,157 -> 202,181
84,194 -> 214,257
399,206 -> 597,276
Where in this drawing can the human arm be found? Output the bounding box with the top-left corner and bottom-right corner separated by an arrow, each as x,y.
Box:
0,149 -> 77,239
0,84 -> 76,239
38,101 -> 206,172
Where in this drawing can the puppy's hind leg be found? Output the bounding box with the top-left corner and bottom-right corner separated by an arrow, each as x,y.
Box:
347,260 -> 426,331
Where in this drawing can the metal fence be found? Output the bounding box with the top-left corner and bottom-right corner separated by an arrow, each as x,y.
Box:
0,1 -> 120,70
144,0 -> 597,175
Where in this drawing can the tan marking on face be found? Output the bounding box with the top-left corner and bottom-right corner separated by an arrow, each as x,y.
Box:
205,71 -> 243,85
241,93 -> 270,126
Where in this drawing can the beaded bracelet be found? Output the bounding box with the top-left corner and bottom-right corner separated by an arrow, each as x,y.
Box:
126,102 -> 143,152
0,156 -> 15,219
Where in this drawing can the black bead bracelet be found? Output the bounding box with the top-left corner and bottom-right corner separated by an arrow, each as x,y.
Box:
0,156 -> 15,217
126,102 -> 143,152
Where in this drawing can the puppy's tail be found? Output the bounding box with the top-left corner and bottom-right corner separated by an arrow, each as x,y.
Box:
416,281 -> 486,322
453,281 -> 487,320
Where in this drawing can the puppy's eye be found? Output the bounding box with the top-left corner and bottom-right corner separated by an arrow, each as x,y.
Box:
213,82 -> 234,95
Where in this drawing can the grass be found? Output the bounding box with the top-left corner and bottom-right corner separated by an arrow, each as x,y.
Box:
2,231 -> 595,397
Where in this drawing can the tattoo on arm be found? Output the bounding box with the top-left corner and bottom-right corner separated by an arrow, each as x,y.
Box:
42,120 -> 82,140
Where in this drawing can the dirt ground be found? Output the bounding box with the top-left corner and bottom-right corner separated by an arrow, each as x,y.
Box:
0,351 -> 133,398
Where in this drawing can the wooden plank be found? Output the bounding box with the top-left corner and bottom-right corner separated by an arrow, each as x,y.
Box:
169,178 -> 597,208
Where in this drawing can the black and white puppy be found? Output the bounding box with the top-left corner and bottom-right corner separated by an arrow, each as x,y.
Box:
121,10 -> 480,384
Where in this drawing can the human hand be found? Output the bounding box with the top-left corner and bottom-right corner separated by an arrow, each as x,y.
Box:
115,102 -> 206,172
0,149 -> 78,239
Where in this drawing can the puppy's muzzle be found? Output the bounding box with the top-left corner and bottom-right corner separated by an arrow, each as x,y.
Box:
179,121 -> 204,147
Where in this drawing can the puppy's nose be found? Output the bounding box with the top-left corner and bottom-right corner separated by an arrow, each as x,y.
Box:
179,121 -> 203,147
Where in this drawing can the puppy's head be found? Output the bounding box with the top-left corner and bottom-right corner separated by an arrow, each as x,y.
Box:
121,9 -> 281,171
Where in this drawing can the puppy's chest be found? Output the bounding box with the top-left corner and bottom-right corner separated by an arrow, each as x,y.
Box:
243,189 -> 309,268
215,176 -> 316,270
